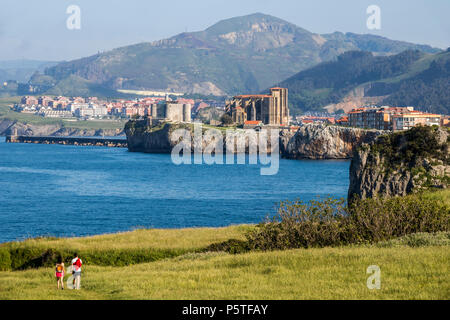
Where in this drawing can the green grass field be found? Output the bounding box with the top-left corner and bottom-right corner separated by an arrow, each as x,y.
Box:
0,96 -> 126,131
0,226 -> 448,300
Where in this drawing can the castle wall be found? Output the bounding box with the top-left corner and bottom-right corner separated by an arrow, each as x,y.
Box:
152,102 -> 191,122
165,104 -> 184,122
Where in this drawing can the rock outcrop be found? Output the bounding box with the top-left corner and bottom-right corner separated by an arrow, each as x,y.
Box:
348,126 -> 449,200
283,124 -> 384,159
125,121 -> 280,154
125,121 -> 176,153
0,119 -> 124,137
126,121 -> 383,159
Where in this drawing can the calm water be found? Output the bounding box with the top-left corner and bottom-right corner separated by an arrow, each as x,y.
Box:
0,137 -> 349,243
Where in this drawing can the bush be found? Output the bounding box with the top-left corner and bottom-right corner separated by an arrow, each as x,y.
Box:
0,248 -> 12,271
246,198 -> 349,250
369,126 -> 449,167
205,239 -> 249,254
3,247 -> 189,270
220,114 -> 233,125
346,195 -> 449,243
9,247 -> 45,270
80,249 -> 185,267
376,232 -> 450,248
246,193 -> 449,250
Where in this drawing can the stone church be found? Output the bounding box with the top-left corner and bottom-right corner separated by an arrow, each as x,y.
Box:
225,87 -> 289,126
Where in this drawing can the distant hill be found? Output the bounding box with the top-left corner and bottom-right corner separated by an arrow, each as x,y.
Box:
40,13 -> 439,97
277,49 -> 450,115
0,60 -> 58,83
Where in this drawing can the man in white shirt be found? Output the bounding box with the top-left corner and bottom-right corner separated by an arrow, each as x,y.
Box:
71,253 -> 83,290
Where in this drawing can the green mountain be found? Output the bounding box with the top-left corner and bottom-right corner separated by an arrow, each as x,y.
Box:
277,49 -> 450,115
41,13 -> 439,97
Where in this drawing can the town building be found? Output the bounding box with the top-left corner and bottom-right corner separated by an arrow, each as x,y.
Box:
391,111 -> 441,131
14,95 -> 199,121
21,96 -> 38,105
243,120 -> 263,129
73,103 -> 108,118
336,116 -> 348,126
347,106 -> 442,131
441,116 -> 450,128
298,116 -> 335,125
225,87 -> 289,126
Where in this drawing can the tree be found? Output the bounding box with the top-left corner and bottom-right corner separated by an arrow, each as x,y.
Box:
220,114 -> 233,125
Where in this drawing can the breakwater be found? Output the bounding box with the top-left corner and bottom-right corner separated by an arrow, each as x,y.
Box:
5,135 -> 127,148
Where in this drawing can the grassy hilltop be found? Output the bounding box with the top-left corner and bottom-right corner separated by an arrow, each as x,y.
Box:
0,190 -> 448,300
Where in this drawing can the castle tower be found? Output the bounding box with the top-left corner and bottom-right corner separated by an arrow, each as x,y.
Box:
151,104 -> 158,118
270,87 -> 289,125
183,104 -> 191,122
250,101 -> 256,121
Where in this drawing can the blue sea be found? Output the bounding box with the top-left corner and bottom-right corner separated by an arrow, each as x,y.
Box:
0,137 -> 350,243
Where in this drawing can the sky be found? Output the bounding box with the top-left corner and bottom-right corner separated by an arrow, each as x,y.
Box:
0,0 -> 449,61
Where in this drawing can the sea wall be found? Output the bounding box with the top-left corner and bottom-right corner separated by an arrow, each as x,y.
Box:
6,135 -> 127,148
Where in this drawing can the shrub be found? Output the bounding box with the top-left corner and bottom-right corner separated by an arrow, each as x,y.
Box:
4,247 -> 189,270
246,193 -> 449,250
9,247 -> 45,270
346,195 -> 449,243
246,198 -> 349,250
376,232 -> 450,248
0,247 -> 12,271
205,239 -> 249,254
369,126 -> 449,168
80,249 -> 185,266
220,114 -> 233,125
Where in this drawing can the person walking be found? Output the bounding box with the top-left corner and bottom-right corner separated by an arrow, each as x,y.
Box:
55,257 -> 65,290
71,253 -> 83,290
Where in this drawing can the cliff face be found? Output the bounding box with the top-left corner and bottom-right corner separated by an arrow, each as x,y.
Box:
349,126 -> 449,200
0,119 -> 124,137
126,121 -> 383,159
283,124 -> 384,159
125,121 -> 281,154
126,122 -> 175,153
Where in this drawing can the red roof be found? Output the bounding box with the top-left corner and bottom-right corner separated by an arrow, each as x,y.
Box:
244,120 -> 261,125
235,94 -> 271,98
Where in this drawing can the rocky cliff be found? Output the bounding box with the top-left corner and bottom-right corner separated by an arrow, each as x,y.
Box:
348,126 -> 449,200
125,121 -> 176,153
126,121 -> 383,159
283,124 -> 384,159
0,119 -> 124,137
125,121 -> 280,154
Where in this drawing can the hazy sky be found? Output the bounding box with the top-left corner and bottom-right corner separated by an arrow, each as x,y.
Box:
1,0 -> 449,61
